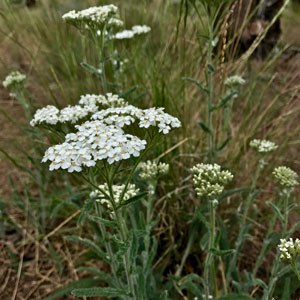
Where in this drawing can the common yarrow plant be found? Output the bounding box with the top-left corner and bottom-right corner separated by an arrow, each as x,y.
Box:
29,4 -> 180,299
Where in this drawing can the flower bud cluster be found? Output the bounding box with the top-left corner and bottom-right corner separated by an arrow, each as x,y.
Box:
273,166 -> 298,188
3,71 -> 26,89
249,139 -> 278,153
114,25 -> 151,39
191,163 -> 233,198
278,238 -> 300,263
90,183 -> 139,209
224,75 -> 245,87
139,160 -> 169,180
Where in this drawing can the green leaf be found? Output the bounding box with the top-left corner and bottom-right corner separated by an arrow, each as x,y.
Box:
120,86 -> 137,98
268,202 -> 284,224
77,197 -> 94,225
43,278 -> 99,300
77,267 -> 115,286
181,77 -> 209,94
282,277 -> 291,300
72,287 -> 130,298
117,192 -> 148,209
217,294 -> 254,300
178,274 -> 204,297
80,62 -> 100,76
210,248 -> 235,257
198,121 -> 212,136
217,138 -> 230,152
88,214 -> 117,228
65,236 -> 109,263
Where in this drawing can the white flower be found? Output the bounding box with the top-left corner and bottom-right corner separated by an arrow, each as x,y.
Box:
139,160 -> 169,180
92,105 -> 181,133
114,30 -> 135,39
191,163 -> 233,198
273,166 -> 298,188
42,120 -> 147,172
59,105 -> 90,124
3,71 -> 26,89
90,183 -> 139,209
62,5 -> 120,26
113,25 -> 151,40
31,93 -> 128,127
278,238 -> 300,263
132,25 -> 151,35
30,105 -> 60,126
249,139 -> 278,153
224,75 -> 246,87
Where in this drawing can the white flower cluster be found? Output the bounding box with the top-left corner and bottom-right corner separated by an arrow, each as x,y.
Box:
249,139 -> 278,153
90,183 -> 139,209
92,106 -> 181,134
3,71 -> 26,89
139,160 -> 169,180
30,93 -> 128,126
224,75 -> 246,87
62,5 -> 123,30
30,105 -> 60,126
191,163 -> 234,198
278,238 -> 300,263
42,120 -> 147,172
273,166 -> 298,188
114,25 -> 151,39
34,92 -> 181,172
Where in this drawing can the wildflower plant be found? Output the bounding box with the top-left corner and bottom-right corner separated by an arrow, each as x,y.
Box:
29,4 -> 180,299
2,71 -> 32,119
62,5 -> 151,94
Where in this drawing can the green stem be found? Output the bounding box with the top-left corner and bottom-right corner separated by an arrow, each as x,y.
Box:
263,191 -> 291,300
207,22 -> 214,161
95,202 -> 122,288
226,160 -> 263,283
204,200 -> 217,300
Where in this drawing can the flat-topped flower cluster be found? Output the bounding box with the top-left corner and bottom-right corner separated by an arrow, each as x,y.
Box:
114,25 -> 151,40
3,71 -> 26,90
191,163 -> 233,198
62,5 -> 123,30
62,5 -> 151,40
30,93 -> 127,126
31,92 -> 181,172
250,139 -> 278,153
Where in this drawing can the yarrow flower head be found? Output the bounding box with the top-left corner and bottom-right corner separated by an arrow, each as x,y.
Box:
30,93 -> 128,127
41,120 -> 147,172
191,163 -> 233,198
114,25 -> 151,40
3,71 -> 26,90
224,75 -> 246,87
90,183 -> 139,209
32,92 -> 181,172
139,160 -> 169,180
62,5 -> 123,32
249,139 -> 278,153
278,238 -> 300,263
273,166 -> 298,189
